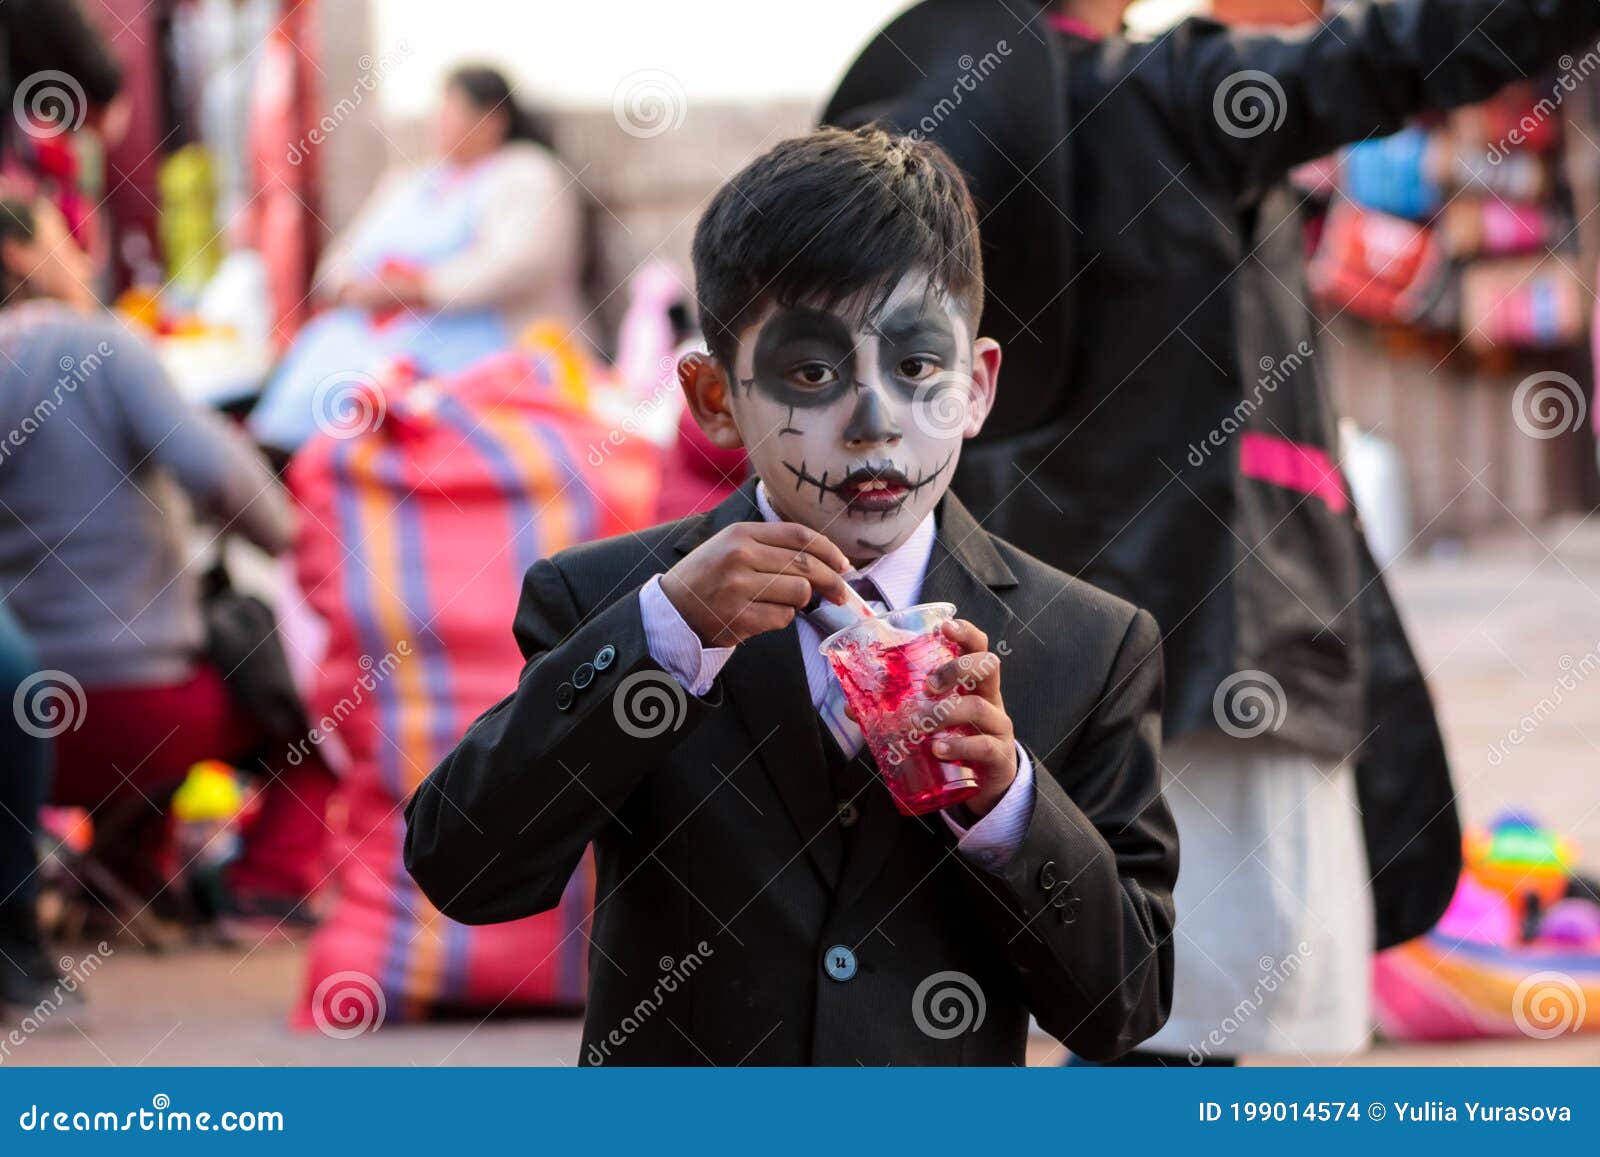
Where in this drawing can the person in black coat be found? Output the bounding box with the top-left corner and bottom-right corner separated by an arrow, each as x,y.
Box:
406,127 -> 1178,1065
825,0 -> 1600,1062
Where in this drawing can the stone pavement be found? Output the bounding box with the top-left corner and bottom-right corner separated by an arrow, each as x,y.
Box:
6,518 -> 1600,1067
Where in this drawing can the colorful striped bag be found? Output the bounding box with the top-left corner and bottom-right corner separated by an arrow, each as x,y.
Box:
288,335 -> 660,1026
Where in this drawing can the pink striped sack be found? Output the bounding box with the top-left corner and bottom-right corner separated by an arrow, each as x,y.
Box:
287,337 -> 660,1026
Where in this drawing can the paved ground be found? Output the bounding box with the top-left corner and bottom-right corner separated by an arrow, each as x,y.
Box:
6,517 -> 1600,1068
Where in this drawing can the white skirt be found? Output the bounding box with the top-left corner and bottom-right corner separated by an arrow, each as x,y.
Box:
1142,730 -> 1374,1060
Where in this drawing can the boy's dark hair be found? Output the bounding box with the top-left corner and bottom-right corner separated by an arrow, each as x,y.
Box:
690,126 -> 984,367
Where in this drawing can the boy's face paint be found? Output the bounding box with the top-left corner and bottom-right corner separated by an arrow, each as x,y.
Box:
727,274 -> 980,562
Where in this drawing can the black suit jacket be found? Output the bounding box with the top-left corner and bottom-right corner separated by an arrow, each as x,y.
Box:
404,480 -> 1177,1065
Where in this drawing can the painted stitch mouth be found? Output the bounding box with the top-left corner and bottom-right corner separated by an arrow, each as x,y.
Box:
781,452 -> 954,519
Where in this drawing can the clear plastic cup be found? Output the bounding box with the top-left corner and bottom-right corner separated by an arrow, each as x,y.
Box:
818,601 -> 980,816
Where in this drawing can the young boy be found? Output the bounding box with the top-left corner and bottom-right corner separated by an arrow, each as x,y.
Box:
404,127 -> 1177,1065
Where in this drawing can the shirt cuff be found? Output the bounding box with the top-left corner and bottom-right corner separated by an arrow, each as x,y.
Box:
638,573 -> 736,697
943,743 -> 1036,872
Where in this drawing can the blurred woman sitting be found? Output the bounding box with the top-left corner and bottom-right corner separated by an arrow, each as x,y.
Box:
250,65 -> 589,452
0,199 -> 334,925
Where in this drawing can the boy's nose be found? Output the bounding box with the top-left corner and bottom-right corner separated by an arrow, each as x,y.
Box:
842,386 -> 902,446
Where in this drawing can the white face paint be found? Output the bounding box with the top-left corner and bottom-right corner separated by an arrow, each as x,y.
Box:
727,273 -> 982,563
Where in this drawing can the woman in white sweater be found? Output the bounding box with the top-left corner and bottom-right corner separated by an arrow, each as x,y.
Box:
250,66 -> 590,451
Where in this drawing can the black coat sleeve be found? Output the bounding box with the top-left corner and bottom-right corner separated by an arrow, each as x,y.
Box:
1155,0 -> 1600,194
403,559 -> 721,925
962,608 -> 1177,1062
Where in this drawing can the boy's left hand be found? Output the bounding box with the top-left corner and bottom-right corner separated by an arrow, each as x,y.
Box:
841,618 -> 1019,818
924,618 -> 1017,818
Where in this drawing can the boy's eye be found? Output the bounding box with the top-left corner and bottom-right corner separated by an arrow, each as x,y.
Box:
790,361 -> 840,388
897,356 -> 939,382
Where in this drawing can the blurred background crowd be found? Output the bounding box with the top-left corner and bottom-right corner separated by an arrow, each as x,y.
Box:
0,0 -> 1598,1065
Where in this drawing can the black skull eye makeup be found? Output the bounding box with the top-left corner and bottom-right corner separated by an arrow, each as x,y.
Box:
741,308 -> 860,408
870,303 -> 959,390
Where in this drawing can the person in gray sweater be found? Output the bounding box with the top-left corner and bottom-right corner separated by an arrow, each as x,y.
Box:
0,199 -> 332,937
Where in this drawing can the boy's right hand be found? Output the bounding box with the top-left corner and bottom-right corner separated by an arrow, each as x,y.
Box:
660,522 -> 852,648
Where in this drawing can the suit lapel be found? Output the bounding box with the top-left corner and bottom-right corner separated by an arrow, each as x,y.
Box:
672,480 -> 845,890
833,490 -> 1020,911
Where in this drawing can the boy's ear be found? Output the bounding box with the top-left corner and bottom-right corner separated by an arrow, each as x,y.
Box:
964,338 -> 1002,438
677,351 -> 745,450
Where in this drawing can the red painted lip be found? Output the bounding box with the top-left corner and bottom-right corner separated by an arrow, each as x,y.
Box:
842,481 -> 910,511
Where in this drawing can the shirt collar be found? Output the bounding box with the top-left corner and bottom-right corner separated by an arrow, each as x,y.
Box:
754,480 -> 937,611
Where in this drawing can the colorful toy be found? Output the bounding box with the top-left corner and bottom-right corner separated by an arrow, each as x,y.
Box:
172,760 -> 245,824
172,761 -> 249,927
1374,813 -> 1600,1041
1464,811 -> 1577,912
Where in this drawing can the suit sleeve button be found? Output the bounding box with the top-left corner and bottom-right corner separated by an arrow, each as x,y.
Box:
573,661 -> 595,689
555,682 -> 575,710
1038,860 -> 1058,891
594,644 -> 617,670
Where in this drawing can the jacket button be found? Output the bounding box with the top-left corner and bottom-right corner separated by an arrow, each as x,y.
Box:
573,661 -> 595,689
823,945 -> 857,982
1049,881 -> 1074,909
1038,860 -> 1058,891
1058,896 -> 1082,926
555,682 -> 575,710
594,644 -> 616,670
837,800 -> 860,828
